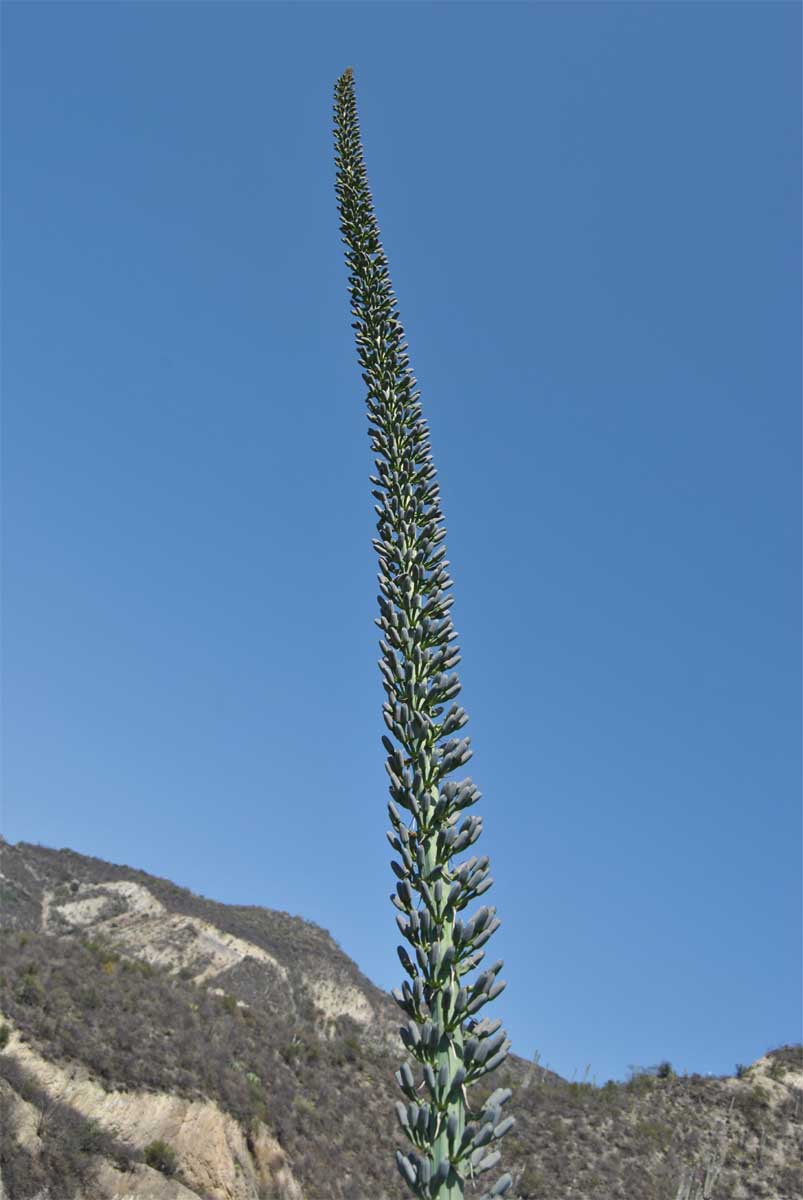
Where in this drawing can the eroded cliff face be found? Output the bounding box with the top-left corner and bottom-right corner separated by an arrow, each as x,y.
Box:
90,1162 -> 200,1200
44,880 -> 290,988
1,840 -> 400,1052
0,841 -> 408,1200
728,1053 -> 803,1103
0,1020 -> 304,1200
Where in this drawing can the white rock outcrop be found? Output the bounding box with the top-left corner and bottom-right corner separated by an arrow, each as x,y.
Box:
46,882 -> 289,985
0,1021 -> 304,1200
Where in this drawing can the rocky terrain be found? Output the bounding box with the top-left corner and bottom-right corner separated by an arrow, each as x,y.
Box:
1,838 -> 801,1200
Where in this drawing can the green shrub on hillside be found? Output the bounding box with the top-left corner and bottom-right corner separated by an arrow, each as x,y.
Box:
143,1138 -> 178,1175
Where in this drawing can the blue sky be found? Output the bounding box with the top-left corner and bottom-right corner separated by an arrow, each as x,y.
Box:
2,0 -> 800,1084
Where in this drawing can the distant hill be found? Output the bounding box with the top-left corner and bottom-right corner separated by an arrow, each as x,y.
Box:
1,838 -> 800,1200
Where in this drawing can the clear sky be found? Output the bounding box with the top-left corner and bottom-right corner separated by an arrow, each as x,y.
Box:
2,0 -> 800,1085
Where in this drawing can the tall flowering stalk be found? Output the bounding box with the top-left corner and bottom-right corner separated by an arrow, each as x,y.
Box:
333,69 -> 514,1200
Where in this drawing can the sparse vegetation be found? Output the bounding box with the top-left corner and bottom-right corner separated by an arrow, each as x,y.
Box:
0,929 -> 412,1198
0,840 -> 800,1200
768,1057 -> 787,1082
0,1052 -> 138,1196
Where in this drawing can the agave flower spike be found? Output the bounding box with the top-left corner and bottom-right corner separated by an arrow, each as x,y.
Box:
333,68 -> 515,1200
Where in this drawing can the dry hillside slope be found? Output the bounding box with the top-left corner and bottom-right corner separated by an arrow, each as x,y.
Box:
0,839 -> 800,1200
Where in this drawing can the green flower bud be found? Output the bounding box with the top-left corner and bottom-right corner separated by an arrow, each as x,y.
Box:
432,1160 -> 450,1189
448,1066 -> 467,1101
474,1150 -> 501,1176
472,1122 -> 495,1150
486,1172 -> 513,1197
395,1151 -> 417,1188
494,1116 -> 515,1140
396,1062 -> 416,1098
482,1045 -> 510,1074
397,945 -> 417,978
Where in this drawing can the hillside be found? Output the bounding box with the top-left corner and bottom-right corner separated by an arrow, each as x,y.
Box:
0,839 -> 800,1200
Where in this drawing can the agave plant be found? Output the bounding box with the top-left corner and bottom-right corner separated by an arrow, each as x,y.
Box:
333,69 -> 514,1200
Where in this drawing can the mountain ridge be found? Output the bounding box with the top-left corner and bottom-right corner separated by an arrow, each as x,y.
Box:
0,837 -> 391,1038
1,838 -> 800,1200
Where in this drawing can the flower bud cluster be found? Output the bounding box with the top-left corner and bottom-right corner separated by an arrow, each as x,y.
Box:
334,68 -> 513,1200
